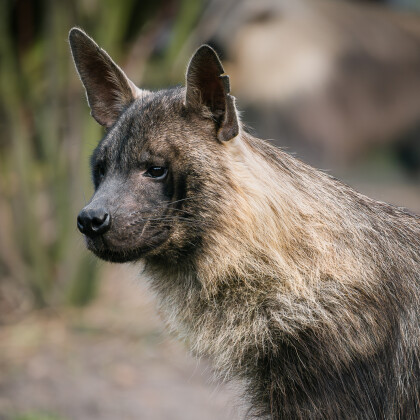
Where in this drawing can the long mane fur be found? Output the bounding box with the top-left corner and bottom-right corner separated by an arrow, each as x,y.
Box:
146,128 -> 420,418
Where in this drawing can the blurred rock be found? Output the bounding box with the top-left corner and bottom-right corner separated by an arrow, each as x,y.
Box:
193,0 -> 420,172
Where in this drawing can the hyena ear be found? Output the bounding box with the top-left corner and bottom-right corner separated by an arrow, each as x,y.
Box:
185,45 -> 239,142
69,28 -> 142,128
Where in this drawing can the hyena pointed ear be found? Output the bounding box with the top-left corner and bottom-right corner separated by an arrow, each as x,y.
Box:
69,28 -> 142,128
185,45 -> 239,142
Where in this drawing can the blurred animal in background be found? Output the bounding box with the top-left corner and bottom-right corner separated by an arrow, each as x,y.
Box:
193,0 -> 420,173
70,27 -> 419,419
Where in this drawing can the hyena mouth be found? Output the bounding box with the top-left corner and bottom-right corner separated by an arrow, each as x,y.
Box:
86,236 -> 145,263
85,228 -> 171,263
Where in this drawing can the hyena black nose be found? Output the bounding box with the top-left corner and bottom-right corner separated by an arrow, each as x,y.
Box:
77,207 -> 111,237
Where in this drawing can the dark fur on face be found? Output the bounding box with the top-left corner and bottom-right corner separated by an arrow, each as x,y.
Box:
70,28 -> 420,419
82,86 -> 234,263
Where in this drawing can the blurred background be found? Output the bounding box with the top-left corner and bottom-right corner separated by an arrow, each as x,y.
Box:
0,0 -> 419,419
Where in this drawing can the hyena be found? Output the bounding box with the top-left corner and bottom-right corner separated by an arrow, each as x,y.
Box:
69,28 -> 420,419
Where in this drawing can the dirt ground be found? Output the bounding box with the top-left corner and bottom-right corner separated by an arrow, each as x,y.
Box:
0,265 -> 243,420
0,180 -> 419,420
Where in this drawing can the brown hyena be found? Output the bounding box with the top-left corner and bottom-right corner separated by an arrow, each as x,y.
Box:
69,28 -> 420,419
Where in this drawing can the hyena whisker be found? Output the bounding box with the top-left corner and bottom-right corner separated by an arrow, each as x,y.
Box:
128,208 -> 196,218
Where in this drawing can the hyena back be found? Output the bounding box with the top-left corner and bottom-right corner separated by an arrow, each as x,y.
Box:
69,28 -> 420,419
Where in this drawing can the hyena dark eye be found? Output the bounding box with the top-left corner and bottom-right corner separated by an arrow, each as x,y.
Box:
144,166 -> 168,180
93,163 -> 106,186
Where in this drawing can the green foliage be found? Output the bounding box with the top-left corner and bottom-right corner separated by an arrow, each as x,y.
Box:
0,0 -> 203,312
66,254 -> 99,307
12,412 -> 66,420
0,1 -> 98,310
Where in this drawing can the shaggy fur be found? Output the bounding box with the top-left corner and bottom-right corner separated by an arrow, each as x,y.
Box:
70,28 -> 420,419
147,134 -> 420,418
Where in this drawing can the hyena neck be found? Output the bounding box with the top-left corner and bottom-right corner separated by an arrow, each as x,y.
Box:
144,132 -> 420,418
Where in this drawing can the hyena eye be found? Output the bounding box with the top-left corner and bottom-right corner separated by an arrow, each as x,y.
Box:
93,164 -> 106,186
144,166 -> 168,180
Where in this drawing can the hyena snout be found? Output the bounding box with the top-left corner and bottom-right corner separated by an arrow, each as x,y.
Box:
77,206 -> 111,237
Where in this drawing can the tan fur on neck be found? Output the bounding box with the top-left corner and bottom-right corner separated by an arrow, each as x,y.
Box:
147,131 -> 419,383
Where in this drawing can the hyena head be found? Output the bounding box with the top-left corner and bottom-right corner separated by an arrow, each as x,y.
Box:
69,28 -> 239,264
